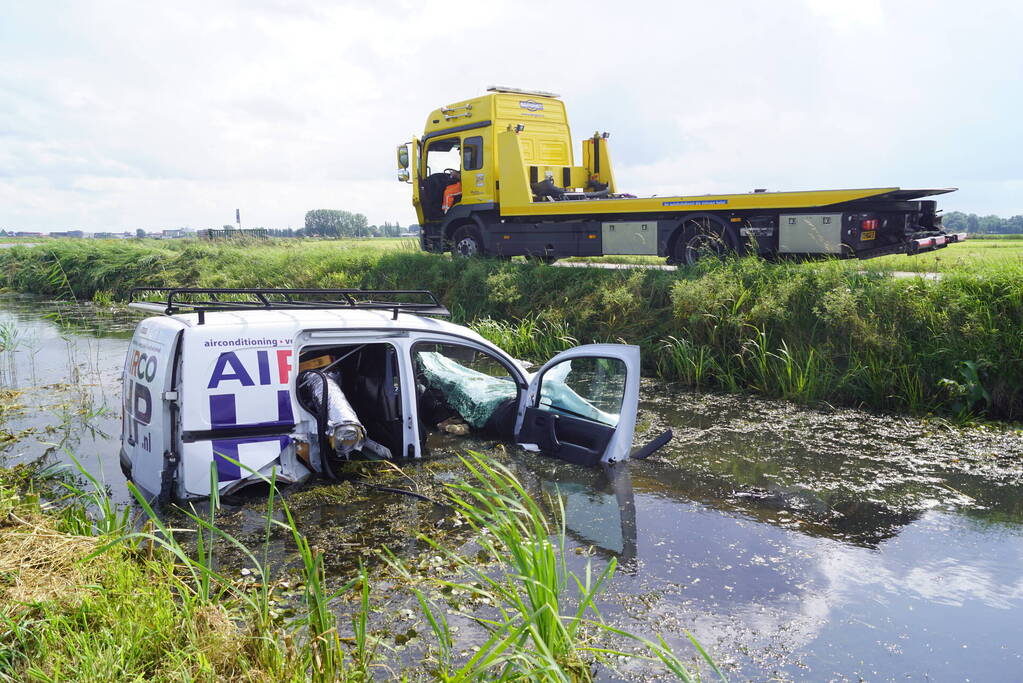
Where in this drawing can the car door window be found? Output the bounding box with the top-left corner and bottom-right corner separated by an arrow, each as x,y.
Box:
462,135 -> 483,171
412,342 -> 520,433
537,356 -> 626,427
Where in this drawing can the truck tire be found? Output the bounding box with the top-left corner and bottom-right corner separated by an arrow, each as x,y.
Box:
673,217 -> 733,266
451,224 -> 484,257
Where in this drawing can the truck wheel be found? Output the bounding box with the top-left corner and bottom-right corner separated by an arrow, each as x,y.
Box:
451,225 -> 484,257
674,217 -> 731,266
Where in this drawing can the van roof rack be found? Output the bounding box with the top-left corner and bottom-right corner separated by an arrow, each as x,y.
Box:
128,287 -> 450,325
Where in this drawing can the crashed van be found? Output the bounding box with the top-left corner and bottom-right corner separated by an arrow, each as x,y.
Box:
120,288 -> 652,503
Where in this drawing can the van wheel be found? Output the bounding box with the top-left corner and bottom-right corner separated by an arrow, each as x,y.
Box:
451,225 -> 484,257
673,217 -> 731,266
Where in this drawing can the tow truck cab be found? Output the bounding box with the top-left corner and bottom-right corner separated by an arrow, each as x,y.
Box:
397,87 -> 963,263
120,288 -> 643,503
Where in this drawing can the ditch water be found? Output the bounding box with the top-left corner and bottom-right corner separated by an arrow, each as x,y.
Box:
1,294 -> 1021,681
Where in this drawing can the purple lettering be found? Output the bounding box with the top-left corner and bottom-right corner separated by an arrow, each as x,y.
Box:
208,352 -> 255,388
257,350 -> 271,385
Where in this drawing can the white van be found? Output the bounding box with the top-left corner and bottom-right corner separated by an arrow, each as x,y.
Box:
120,288 -> 656,503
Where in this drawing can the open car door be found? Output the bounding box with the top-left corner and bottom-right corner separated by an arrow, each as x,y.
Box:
515,344 -> 640,465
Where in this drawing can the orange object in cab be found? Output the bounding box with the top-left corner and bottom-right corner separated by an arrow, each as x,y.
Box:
442,182 -> 462,213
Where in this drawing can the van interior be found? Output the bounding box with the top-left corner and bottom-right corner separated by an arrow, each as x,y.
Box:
297,343 -> 404,463
296,341 -> 522,464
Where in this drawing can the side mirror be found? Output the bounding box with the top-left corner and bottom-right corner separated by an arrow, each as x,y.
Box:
397,169 -> 410,182
397,145 -> 409,169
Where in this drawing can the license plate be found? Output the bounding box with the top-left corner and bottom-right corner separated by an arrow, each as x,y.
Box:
861,230 -> 876,241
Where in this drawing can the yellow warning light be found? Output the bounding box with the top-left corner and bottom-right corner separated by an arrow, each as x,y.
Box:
730,217 -> 741,222
503,235 -> 510,240
587,234 -> 597,239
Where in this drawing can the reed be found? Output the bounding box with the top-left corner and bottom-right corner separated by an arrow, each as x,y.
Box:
3,239 -> 1019,418
385,452 -> 720,682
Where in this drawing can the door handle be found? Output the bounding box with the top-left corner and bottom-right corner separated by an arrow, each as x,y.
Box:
545,414 -> 562,449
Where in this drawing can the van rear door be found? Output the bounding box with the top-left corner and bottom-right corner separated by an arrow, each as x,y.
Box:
514,344 -> 640,465
122,318 -> 182,498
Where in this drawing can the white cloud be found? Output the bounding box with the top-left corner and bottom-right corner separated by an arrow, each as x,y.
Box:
803,0 -> 884,30
1,0 -> 1021,231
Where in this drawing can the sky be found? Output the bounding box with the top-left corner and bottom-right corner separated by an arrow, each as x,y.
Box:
2,0 -> 1021,232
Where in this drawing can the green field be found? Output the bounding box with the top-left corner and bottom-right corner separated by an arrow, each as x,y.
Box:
20,234 -> 1022,273
563,236 -> 1023,273
861,236 -> 1023,272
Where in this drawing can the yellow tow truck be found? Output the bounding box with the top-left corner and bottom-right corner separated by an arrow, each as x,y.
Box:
397,87 -> 965,264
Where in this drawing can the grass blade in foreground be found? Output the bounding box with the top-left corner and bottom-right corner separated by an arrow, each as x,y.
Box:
387,451 -> 724,681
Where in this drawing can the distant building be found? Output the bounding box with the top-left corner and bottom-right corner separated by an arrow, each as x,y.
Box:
200,227 -> 269,240
50,230 -> 84,238
14,231 -> 44,237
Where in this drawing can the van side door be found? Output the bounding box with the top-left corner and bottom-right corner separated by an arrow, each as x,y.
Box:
514,344 -> 640,465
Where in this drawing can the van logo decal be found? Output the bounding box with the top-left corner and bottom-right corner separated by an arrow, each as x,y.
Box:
209,350 -> 293,388
519,99 -> 544,112
209,391 -> 295,428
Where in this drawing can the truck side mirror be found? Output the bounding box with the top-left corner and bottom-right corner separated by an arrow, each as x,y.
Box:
397,145 -> 409,169
397,169 -> 410,182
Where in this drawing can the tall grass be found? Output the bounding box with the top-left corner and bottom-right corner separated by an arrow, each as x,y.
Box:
2,240 -> 1020,419
0,455 -> 711,681
386,453 -> 721,682
471,314 -> 578,362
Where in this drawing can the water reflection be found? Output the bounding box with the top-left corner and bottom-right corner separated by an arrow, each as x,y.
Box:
534,462 -> 638,569
0,296 -> 139,500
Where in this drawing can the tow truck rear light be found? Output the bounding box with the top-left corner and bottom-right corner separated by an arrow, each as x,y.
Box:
861,219 -> 879,231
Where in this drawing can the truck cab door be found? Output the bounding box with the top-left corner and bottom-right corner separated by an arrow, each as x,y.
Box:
514,344 -> 640,465
410,136 -> 422,220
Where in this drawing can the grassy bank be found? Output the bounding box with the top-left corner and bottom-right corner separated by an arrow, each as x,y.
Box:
1,239 -> 1021,419
0,457 -> 707,681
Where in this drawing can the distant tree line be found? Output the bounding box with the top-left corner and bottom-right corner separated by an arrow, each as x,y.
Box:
943,211 -> 1023,234
1,213 -> 418,240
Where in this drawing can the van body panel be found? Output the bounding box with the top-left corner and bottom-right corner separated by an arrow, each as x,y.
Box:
179,323 -> 298,433
180,436 -> 295,498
